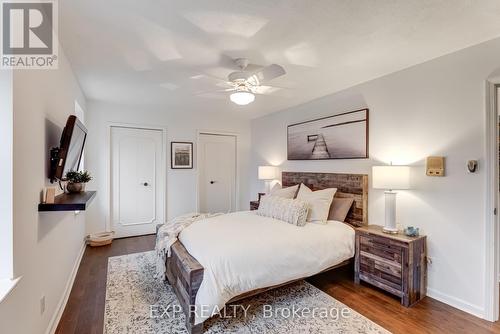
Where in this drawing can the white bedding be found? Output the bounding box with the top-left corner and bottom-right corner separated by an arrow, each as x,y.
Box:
178,210 -> 355,324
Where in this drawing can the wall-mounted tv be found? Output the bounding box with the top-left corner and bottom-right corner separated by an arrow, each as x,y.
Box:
49,115 -> 87,182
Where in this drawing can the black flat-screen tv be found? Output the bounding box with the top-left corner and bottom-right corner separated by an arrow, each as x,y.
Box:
50,115 -> 87,182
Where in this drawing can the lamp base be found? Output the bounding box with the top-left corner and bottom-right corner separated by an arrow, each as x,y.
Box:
384,191 -> 398,234
382,226 -> 399,234
264,180 -> 272,194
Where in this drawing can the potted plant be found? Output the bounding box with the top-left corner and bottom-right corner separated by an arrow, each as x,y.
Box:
65,170 -> 92,193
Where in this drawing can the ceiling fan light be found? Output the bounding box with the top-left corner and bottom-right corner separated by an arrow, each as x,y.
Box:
230,91 -> 255,105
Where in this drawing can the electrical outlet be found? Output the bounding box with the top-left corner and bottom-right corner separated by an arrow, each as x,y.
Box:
40,295 -> 46,315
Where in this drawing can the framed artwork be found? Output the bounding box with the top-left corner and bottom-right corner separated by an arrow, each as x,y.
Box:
287,108 -> 369,160
171,142 -> 193,169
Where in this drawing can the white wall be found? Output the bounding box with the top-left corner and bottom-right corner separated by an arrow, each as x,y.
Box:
85,101 -> 251,234
0,49 -> 88,334
0,70 -> 13,280
497,87 -> 500,115
250,37 -> 500,318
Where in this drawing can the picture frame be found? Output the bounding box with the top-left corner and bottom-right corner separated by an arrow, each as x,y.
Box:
171,142 -> 193,169
287,108 -> 369,160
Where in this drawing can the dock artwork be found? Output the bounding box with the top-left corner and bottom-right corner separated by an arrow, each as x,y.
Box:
287,109 -> 369,160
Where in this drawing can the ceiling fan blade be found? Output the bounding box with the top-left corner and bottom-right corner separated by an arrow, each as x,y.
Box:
195,88 -> 235,96
249,64 -> 286,84
252,85 -> 281,95
244,63 -> 263,72
190,73 -> 230,84
196,93 -> 227,100
251,85 -> 291,98
215,81 -> 237,89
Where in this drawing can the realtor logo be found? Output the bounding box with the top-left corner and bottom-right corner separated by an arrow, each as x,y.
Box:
1,0 -> 58,69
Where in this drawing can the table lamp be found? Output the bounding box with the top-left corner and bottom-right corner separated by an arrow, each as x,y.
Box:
372,165 -> 410,234
258,166 -> 279,194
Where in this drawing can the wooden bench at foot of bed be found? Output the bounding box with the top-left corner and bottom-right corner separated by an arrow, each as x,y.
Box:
166,241 -> 204,334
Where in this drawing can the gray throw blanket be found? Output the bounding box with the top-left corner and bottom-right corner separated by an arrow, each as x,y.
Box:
155,212 -> 223,279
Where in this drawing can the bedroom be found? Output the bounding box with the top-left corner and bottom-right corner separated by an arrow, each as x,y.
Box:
2,0 -> 500,333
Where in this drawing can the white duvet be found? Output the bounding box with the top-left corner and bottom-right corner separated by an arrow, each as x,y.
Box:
178,211 -> 355,325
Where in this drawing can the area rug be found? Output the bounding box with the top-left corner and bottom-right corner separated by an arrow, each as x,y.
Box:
105,251 -> 390,334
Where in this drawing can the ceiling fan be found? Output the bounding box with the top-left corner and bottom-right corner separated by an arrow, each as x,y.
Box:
201,58 -> 286,106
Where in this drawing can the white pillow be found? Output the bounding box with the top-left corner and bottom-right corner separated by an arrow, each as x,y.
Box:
257,196 -> 309,226
296,184 -> 337,223
268,183 -> 299,199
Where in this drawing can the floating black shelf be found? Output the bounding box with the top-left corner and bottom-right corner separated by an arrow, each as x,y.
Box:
38,191 -> 96,212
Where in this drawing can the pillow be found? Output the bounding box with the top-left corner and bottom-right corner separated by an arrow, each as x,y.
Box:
328,197 -> 354,222
296,184 -> 336,224
268,183 -> 299,199
257,196 -> 309,226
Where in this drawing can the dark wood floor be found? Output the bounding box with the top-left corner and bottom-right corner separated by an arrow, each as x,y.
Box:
55,235 -> 155,334
57,235 -> 500,334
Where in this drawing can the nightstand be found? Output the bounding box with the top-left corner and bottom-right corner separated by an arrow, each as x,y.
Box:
250,193 -> 265,211
354,225 -> 427,307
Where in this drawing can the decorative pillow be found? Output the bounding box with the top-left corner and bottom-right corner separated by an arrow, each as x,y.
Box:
257,196 -> 309,226
268,183 -> 299,199
328,197 -> 355,222
296,184 -> 337,224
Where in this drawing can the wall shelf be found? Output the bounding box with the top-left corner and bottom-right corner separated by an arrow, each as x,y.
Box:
38,191 -> 96,212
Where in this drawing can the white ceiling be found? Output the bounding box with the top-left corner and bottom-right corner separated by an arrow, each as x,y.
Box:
60,0 -> 500,119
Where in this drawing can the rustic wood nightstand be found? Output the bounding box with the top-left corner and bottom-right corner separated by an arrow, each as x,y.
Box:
250,201 -> 259,210
250,193 -> 265,211
354,225 -> 427,307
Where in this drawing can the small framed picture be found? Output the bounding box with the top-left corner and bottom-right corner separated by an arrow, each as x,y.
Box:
171,142 -> 193,169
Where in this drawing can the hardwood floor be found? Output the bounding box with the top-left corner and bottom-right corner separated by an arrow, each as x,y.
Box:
57,235 -> 500,334
55,235 -> 155,334
308,267 -> 500,334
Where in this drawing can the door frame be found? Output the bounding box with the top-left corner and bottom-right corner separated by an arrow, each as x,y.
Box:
485,80 -> 499,321
106,122 -> 168,233
196,130 -> 239,213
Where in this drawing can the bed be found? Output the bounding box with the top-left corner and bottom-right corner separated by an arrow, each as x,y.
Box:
165,172 -> 368,334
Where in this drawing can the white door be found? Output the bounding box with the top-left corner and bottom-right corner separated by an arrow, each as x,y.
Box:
198,133 -> 236,213
111,126 -> 165,238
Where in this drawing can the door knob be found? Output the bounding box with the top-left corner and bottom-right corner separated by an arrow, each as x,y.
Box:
210,181 -> 215,184
143,182 -> 149,186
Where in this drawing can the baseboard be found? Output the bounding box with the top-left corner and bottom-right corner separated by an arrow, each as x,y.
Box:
45,241 -> 86,334
427,287 -> 485,319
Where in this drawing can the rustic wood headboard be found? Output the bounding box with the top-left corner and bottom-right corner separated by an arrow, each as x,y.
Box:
282,172 -> 368,227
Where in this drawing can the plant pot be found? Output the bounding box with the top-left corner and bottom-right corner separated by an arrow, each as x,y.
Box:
67,182 -> 85,193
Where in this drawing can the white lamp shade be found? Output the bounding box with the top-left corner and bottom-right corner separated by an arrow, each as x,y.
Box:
372,166 -> 410,190
258,166 -> 279,180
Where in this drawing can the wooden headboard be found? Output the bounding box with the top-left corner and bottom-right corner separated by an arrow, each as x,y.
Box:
282,172 -> 368,227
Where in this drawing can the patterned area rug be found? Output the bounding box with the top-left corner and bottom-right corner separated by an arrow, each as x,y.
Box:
105,251 -> 390,334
